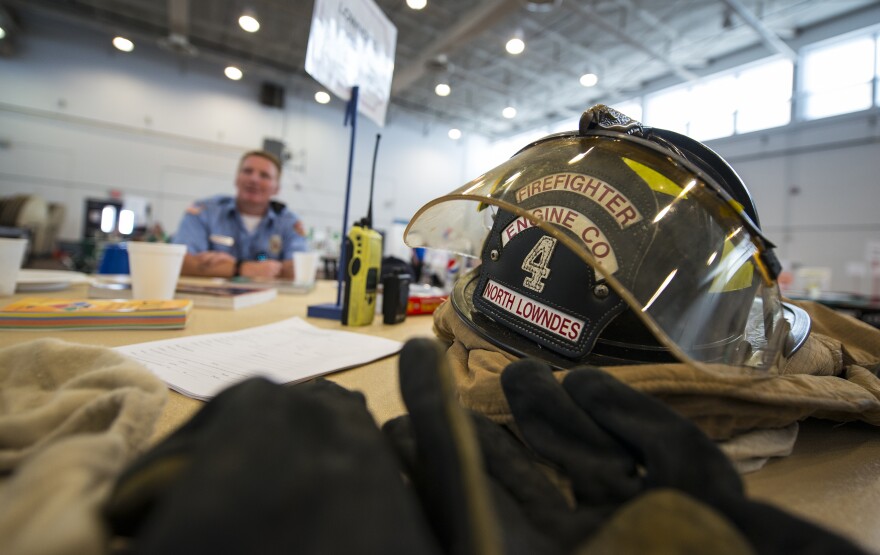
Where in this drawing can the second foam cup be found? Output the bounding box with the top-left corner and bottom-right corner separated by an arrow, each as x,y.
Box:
0,237 -> 28,296
127,241 -> 187,299
293,251 -> 320,286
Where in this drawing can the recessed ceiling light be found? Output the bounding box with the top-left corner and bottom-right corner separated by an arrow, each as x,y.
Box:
579,73 -> 598,87
502,106 -> 517,119
435,83 -> 451,96
112,36 -> 134,52
224,66 -> 243,80
505,37 -> 525,55
315,91 -> 331,104
448,128 -> 462,140
239,13 -> 260,33
406,0 -> 427,9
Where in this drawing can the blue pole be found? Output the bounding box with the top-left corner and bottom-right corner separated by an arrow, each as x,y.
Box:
307,86 -> 361,320
335,85 -> 359,306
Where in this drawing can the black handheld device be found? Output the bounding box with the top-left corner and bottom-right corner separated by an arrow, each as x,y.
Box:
382,271 -> 411,325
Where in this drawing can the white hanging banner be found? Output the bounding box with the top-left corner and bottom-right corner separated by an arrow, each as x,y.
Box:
304,0 -> 397,127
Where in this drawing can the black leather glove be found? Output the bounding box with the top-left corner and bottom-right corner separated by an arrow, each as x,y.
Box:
105,377 -> 440,555
383,338 -> 506,555
501,358 -> 869,555
384,340 -> 752,555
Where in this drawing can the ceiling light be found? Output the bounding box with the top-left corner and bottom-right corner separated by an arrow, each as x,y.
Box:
579,73 -> 598,87
448,128 -> 462,140
406,0 -> 427,9
112,36 -> 134,52
502,106 -> 517,119
434,82 -> 451,96
238,11 -> 260,33
224,66 -> 243,80
505,36 -> 525,55
315,91 -> 331,104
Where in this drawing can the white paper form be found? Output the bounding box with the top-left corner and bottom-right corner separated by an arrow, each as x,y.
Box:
115,317 -> 402,400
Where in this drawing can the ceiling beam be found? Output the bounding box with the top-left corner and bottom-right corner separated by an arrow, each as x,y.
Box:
391,0 -> 522,95
612,0 -> 677,42
161,0 -> 198,55
719,0 -> 797,60
168,0 -> 189,37
566,1 -> 700,82
520,19 -> 625,99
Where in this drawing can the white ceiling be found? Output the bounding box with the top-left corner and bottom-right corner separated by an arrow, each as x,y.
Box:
5,0 -> 880,138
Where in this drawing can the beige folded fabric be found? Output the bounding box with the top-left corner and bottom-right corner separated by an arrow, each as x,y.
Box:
0,339 -> 167,555
433,298 -> 880,441
717,423 -> 798,474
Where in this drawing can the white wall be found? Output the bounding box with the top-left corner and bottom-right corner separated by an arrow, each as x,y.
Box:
0,14 -> 490,253
709,111 -> 880,295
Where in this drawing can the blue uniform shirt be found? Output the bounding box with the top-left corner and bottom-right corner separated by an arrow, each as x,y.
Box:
173,195 -> 307,261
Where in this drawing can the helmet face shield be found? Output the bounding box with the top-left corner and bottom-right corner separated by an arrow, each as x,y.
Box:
406,130 -> 795,375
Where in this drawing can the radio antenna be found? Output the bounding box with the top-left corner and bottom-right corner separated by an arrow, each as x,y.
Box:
365,133 -> 381,228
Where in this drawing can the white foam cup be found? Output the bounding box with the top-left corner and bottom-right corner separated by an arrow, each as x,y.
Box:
127,241 -> 187,299
0,238 -> 27,296
293,251 -> 320,285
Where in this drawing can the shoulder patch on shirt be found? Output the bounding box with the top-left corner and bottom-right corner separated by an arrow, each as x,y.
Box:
186,204 -> 203,215
269,234 -> 282,255
293,221 -> 306,237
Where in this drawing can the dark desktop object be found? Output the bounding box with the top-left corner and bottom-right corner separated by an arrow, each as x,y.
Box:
382,271 -> 411,325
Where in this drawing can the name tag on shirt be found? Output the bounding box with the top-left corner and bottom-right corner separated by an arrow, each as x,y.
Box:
210,234 -> 235,247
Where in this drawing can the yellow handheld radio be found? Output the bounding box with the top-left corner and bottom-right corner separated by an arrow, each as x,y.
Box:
342,134 -> 384,326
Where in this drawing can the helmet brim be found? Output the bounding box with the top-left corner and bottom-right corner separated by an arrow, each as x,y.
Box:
451,266 -> 810,370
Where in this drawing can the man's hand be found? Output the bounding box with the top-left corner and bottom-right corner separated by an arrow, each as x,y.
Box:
181,252 -> 285,279
181,251 -> 236,277
239,260 -> 283,279
195,251 -> 236,269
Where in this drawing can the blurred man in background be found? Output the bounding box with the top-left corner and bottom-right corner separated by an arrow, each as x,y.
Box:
174,150 -> 307,279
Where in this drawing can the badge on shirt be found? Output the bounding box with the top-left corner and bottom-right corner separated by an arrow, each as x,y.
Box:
269,234 -> 282,256
210,234 -> 235,247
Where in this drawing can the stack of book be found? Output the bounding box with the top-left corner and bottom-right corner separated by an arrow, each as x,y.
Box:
174,283 -> 277,309
88,279 -> 278,310
0,298 -> 193,330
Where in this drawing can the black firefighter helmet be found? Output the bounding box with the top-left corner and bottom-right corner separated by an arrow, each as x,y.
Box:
405,105 -> 810,376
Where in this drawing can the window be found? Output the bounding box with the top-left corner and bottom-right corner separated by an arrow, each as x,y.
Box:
736,59 -> 793,133
642,57 -> 793,141
876,37 -> 880,107
611,99 -> 642,122
800,35 -> 875,120
644,86 -> 690,135
494,25 -> 880,148
689,75 -> 737,141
